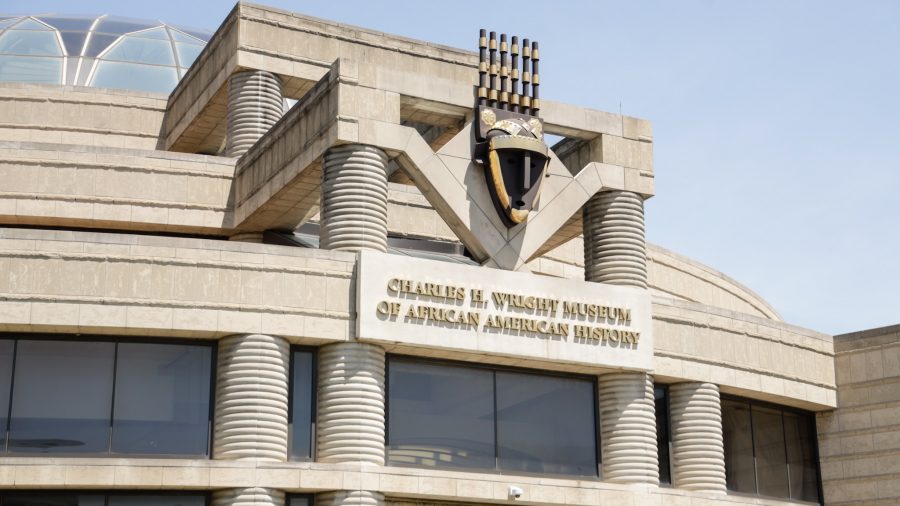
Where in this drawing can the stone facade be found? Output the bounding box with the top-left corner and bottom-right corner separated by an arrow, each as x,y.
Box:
0,3 -> 886,506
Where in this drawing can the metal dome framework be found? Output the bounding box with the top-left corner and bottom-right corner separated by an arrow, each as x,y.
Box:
0,14 -> 210,93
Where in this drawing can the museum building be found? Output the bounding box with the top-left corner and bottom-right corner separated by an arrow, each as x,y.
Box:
0,4 -> 897,506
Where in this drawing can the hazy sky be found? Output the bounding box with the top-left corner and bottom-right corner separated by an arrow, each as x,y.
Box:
7,0 -> 899,335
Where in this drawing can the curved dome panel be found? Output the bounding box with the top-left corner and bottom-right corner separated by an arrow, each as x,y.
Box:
0,14 -> 210,94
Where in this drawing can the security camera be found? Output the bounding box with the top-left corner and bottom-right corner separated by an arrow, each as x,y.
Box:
509,486 -> 524,499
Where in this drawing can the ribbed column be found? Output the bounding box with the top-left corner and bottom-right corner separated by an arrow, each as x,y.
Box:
320,144 -> 389,252
599,372 -> 658,484
226,70 -> 283,157
583,190 -> 647,288
669,382 -> 727,492
213,334 -> 290,461
315,491 -> 384,506
213,488 -> 284,506
317,342 -> 386,465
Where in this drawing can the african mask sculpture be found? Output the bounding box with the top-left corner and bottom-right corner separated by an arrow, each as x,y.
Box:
472,30 -> 549,227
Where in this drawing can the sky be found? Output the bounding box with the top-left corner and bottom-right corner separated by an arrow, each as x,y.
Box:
5,0 -> 899,335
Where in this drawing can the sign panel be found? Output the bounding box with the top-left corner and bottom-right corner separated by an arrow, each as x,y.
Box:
357,250 -> 653,371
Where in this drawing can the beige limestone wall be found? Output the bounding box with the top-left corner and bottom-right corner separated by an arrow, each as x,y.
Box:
818,325 -> 900,505
653,297 -> 835,410
0,83 -> 166,150
0,227 -> 353,341
0,142 -> 235,235
0,457 -> 811,506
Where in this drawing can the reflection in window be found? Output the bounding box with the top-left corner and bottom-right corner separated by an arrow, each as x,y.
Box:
102,36 -> 174,65
0,55 -> 63,84
496,371 -> 596,476
111,343 -> 212,455
387,357 -> 598,477
287,496 -> 312,506
90,61 -> 177,94
290,349 -> 315,460
722,397 -> 820,502
0,30 -> 63,56
1,337 -> 213,456
8,340 -> 115,453
0,340 -> 13,445
655,385 -> 672,485
0,493 -> 207,506
175,42 -> 203,68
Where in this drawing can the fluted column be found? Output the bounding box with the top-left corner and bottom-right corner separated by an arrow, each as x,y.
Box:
213,334 -> 290,461
320,144 -> 389,252
598,372 -> 658,484
316,491 -> 384,506
669,382 -> 727,492
226,70 -> 284,157
583,190 -> 647,288
213,488 -> 284,506
316,342 -> 386,464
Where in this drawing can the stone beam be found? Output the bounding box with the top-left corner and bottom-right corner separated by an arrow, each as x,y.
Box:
164,2 -> 652,154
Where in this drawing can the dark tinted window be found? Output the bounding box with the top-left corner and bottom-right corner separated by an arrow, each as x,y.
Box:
111,343 -> 212,455
722,397 -> 820,502
722,398 -> 756,493
290,350 -> 314,460
388,360 -> 495,470
387,357 -> 597,476
3,493 -> 105,506
287,496 -> 312,506
8,340 -> 115,453
654,385 -> 671,485
784,411 -> 820,502
3,337 -> 212,456
0,339 -> 13,446
0,493 -> 207,506
496,371 -> 596,476
752,405 -> 789,497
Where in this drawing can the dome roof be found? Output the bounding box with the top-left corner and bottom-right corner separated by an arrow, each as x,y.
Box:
0,14 -> 211,94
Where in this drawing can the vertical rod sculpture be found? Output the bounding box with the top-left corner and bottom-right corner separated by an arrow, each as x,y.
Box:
510,36 -> 520,113
477,29 -> 487,106
521,38 -> 531,115
531,41 -> 540,117
499,34 -> 509,110
488,32 -> 498,107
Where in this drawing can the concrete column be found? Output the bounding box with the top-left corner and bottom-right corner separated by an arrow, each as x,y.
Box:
316,491 -> 384,506
226,70 -> 284,158
583,190 -> 647,288
669,382 -> 727,492
598,372 -> 659,484
320,144 -> 389,252
213,488 -> 284,506
317,342 -> 386,465
213,334 -> 290,461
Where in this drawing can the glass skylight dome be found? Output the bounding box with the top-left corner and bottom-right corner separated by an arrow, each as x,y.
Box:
0,14 -> 211,94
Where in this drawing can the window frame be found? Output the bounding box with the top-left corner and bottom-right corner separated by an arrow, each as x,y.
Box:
287,345 -> 317,462
721,394 -> 823,504
285,494 -> 315,506
0,333 -> 216,459
385,354 -> 601,479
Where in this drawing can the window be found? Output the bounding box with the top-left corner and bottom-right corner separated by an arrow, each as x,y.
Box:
387,357 -> 598,477
654,385 -> 672,485
0,336 -> 213,456
0,492 -> 208,506
722,397 -> 820,503
289,348 -> 316,460
286,495 -> 314,506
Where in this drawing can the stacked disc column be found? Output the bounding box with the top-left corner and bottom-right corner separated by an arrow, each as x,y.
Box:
316,143 -> 389,506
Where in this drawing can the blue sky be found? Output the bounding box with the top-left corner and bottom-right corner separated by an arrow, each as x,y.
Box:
7,0 -> 899,335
